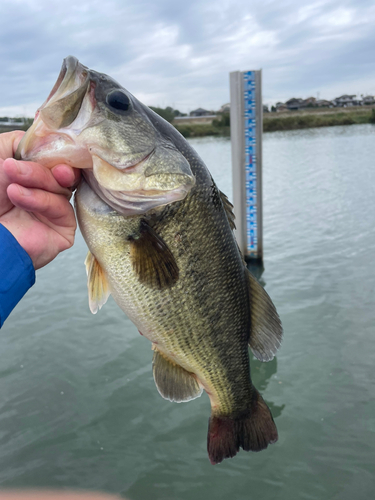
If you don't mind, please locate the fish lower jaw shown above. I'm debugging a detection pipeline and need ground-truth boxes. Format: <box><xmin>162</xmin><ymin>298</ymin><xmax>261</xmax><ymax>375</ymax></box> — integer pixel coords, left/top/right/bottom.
<box><xmin>16</xmin><ymin>122</ymin><xmax>93</xmax><ymax>169</ymax></box>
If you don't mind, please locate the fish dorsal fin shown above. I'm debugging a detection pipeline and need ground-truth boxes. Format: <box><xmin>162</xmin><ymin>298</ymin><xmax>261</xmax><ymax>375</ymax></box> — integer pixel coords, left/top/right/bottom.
<box><xmin>247</xmin><ymin>269</ymin><xmax>283</xmax><ymax>361</ymax></box>
<box><xmin>220</xmin><ymin>191</ymin><xmax>236</xmax><ymax>230</ymax></box>
<box><xmin>85</xmin><ymin>251</ymin><xmax>111</xmax><ymax>314</ymax></box>
<box><xmin>129</xmin><ymin>220</ymin><xmax>179</xmax><ymax>290</ymax></box>
<box><xmin>152</xmin><ymin>346</ymin><xmax>203</xmax><ymax>403</ymax></box>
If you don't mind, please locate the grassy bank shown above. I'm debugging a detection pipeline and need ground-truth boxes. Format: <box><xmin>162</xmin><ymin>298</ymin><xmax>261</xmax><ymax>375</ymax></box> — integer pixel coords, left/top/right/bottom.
<box><xmin>174</xmin><ymin>123</ymin><xmax>230</xmax><ymax>138</ymax></box>
<box><xmin>263</xmin><ymin>107</ymin><xmax>375</xmax><ymax>132</ymax></box>
<box><xmin>174</xmin><ymin>107</ymin><xmax>375</xmax><ymax>137</ymax></box>
<box><xmin>174</xmin><ymin>112</ymin><xmax>230</xmax><ymax>138</ymax></box>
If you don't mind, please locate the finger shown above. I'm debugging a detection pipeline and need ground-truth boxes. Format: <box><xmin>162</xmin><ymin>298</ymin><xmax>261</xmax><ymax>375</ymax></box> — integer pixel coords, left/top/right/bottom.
<box><xmin>7</xmin><ymin>184</ymin><xmax>76</xmax><ymax>228</ymax></box>
<box><xmin>12</xmin><ymin>130</ymin><xmax>26</xmax><ymax>156</ymax></box>
<box><xmin>0</xmin><ymin>130</ymin><xmax>25</xmax><ymax>159</ymax></box>
<box><xmin>3</xmin><ymin>158</ymin><xmax>72</xmax><ymax>198</ymax></box>
<box><xmin>0</xmin><ymin>159</ymin><xmax>14</xmax><ymax>215</ymax></box>
<box><xmin>0</xmin><ymin>132</ymin><xmax>26</xmax><ymax>211</ymax></box>
<box><xmin>0</xmin><ymin>157</ymin><xmax>11</xmax><ymax>193</ymax></box>
<box><xmin>52</xmin><ymin>164</ymin><xmax>81</xmax><ymax>189</ymax></box>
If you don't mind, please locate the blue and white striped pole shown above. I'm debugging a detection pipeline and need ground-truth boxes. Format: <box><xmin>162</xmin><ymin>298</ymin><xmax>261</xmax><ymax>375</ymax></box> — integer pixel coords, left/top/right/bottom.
<box><xmin>230</xmin><ymin>70</ymin><xmax>263</xmax><ymax>263</ymax></box>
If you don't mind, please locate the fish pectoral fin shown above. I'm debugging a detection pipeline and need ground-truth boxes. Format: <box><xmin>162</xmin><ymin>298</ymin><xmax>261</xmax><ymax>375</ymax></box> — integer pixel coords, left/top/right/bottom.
<box><xmin>247</xmin><ymin>269</ymin><xmax>283</xmax><ymax>361</ymax></box>
<box><xmin>220</xmin><ymin>190</ymin><xmax>236</xmax><ymax>230</ymax></box>
<box><xmin>152</xmin><ymin>347</ymin><xmax>203</xmax><ymax>403</ymax></box>
<box><xmin>85</xmin><ymin>251</ymin><xmax>111</xmax><ymax>314</ymax></box>
<box><xmin>129</xmin><ymin>220</ymin><xmax>179</xmax><ymax>290</ymax></box>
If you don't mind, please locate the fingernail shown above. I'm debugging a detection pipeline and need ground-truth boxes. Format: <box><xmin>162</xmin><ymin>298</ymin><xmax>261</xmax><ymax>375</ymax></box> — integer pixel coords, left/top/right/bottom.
<box><xmin>18</xmin><ymin>185</ymin><xmax>32</xmax><ymax>196</ymax></box>
<box><xmin>14</xmin><ymin>160</ymin><xmax>31</xmax><ymax>175</ymax></box>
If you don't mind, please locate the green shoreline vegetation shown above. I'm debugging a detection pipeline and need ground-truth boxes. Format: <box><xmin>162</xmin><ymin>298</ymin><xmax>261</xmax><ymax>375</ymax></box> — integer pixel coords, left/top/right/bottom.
<box><xmin>173</xmin><ymin>106</ymin><xmax>375</xmax><ymax>138</ymax></box>
<box><xmin>0</xmin><ymin>117</ymin><xmax>33</xmax><ymax>134</ymax></box>
<box><xmin>1</xmin><ymin>107</ymin><xmax>375</xmax><ymax>138</ymax></box>
<box><xmin>174</xmin><ymin>107</ymin><xmax>375</xmax><ymax>138</ymax></box>
<box><xmin>263</xmin><ymin>107</ymin><xmax>375</xmax><ymax>132</ymax></box>
<box><xmin>175</xmin><ymin>113</ymin><xmax>231</xmax><ymax>138</ymax></box>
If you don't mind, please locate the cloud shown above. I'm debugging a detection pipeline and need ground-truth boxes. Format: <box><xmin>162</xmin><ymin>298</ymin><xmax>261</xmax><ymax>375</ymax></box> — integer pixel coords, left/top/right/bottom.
<box><xmin>1</xmin><ymin>0</ymin><xmax>375</xmax><ymax>116</ymax></box>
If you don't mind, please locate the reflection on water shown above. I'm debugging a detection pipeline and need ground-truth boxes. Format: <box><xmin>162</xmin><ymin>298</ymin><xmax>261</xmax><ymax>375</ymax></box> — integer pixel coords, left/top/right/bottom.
<box><xmin>246</xmin><ymin>260</ymin><xmax>265</xmax><ymax>281</ymax></box>
<box><xmin>251</xmin><ymin>356</ymin><xmax>285</xmax><ymax>419</ymax></box>
<box><xmin>1</xmin><ymin>125</ymin><xmax>375</xmax><ymax>499</ymax></box>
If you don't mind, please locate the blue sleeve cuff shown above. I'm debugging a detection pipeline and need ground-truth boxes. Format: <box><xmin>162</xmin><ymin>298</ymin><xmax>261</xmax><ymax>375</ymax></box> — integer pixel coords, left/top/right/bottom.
<box><xmin>0</xmin><ymin>223</ymin><xmax>35</xmax><ymax>327</ymax></box>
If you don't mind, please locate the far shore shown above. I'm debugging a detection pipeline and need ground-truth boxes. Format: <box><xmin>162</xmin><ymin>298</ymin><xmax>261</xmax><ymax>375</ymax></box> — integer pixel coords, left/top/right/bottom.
<box><xmin>1</xmin><ymin>106</ymin><xmax>375</xmax><ymax>138</ymax></box>
<box><xmin>263</xmin><ymin>105</ymin><xmax>375</xmax><ymax>132</ymax></box>
<box><xmin>174</xmin><ymin>106</ymin><xmax>375</xmax><ymax>138</ymax></box>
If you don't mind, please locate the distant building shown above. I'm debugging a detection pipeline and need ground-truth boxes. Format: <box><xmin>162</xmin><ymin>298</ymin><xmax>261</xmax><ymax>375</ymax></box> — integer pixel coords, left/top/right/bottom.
<box><xmin>0</xmin><ymin>117</ymin><xmax>27</xmax><ymax>129</ymax></box>
<box><xmin>362</xmin><ymin>95</ymin><xmax>375</xmax><ymax>105</ymax></box>
<box><xmin>316</xmin><ymin>99</ymin><xmax>333</xmax><ymax>107</ymax></box>
<box><xmin>276</xmin><ymin>102</ymin><xmax>288</xmax><ymax>112</ymax></box>
<box><xmin>301</xmin><ymin>97</ymin><xmax>317</xmax><ymax>108</ymax></box>
<box><xmin>334</xmin><ymin>95</ymin><xmax>359</xmax><ymax>107</ymax></box>
<box><xmin>219</xmin><ymin>103</ymin><xmax>230</xmax><ymax>113</ymax></box>
<box><xmin>263</xmin><ymin>104</ymin><xmax>269</xmax><ymax>113</ymax></box>
<box><xmin>190</xmin><ymin>108</ymin><xmax>213</xmax><ymax>117</ymax></box>
<box><xmin>286</xmin><ymin>98</ymin><xmax>303</xmax><ymax>110</ymax></box>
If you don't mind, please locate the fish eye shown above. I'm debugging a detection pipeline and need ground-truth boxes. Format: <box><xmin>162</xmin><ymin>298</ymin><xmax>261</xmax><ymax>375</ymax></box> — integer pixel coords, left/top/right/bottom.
<box><xmin>106</xmin><ymin>90</ymin><xmax>130</xmax><ymax>112</ymax></box>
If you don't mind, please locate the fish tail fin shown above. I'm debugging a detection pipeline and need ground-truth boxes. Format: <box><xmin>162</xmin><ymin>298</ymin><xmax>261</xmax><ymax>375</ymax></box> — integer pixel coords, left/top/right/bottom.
<box><xmin>207</xmin><ymin>387</ymin><xmax>278</xmax><ymax>465</ymax></box>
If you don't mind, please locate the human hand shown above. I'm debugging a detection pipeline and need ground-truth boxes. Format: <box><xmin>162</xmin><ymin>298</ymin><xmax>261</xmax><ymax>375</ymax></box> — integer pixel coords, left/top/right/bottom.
<box><xmin>0</xmin><ymin>130</ymin><xmax>81</xmax><ymax>270</ymax></box>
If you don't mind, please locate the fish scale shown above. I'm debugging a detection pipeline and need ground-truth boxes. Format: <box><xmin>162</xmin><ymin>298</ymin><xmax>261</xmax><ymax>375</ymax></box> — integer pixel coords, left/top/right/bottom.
<box><xmin>77</xmin><ymin>167</ymin><xmax>253</xmax><ymax>417</ymax></box>
<box><xmin>16</xmin><ymin>55</ymin><xmax>282</xmax><ymax>464</ymax></box>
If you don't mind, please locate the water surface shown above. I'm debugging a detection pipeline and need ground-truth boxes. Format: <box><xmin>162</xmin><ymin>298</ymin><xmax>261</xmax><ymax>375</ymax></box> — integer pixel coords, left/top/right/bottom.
<box><xmin>1</xmin><ymin>125</ymin><xmax>375</xmax><ymax>499</ymax></box>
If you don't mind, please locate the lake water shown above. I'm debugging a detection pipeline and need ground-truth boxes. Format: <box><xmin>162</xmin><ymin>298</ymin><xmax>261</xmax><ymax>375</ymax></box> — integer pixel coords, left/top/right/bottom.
<box><xmin>1</xmin><ymin>124</ymin><xmax>375</xmax><ymax>499</ymax></box>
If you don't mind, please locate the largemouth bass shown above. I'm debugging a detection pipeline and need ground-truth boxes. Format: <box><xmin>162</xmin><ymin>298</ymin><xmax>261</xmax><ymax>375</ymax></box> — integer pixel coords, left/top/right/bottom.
<box><xmin>16</xmin><ymin>56</ymin><xmax>282</xmax><ymax>464</ymax></box>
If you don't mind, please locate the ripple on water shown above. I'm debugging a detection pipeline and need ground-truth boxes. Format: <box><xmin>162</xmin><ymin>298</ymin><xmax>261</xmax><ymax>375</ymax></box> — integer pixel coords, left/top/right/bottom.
<box><xmin>1</xmin><ymin>125</ymin><xmax>375</xmax><ymax>499</ymax></box>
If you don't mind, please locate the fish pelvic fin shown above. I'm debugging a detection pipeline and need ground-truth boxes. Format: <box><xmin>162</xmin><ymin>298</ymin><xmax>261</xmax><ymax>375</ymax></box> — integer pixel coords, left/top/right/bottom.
<box><xmin>247</xmin><ymin>269</ymin><xmax>283</xmax><ymax>361</ymax></box>
<box><xmin>207</xmin><ymin>387</ymin><xmax>278</xmax><ymax>465</ymax></box>
<box><xmin>85</xmin><ymin>250</ymin><xmax>111</xmax><ymax>314</ymax></box>
<box><xmin>152</xmin><ymin>346</ymin><xmax>203</xmax><ymax>403</ymax></box>
<box><xmin>129</xmin><ymin>220</ymin><xmax>179</xmax><ymax>290</ymax></box>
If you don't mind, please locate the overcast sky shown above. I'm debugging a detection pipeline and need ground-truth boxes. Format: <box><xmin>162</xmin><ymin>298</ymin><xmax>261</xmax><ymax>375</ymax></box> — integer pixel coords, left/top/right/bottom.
<box><xmin>1</xmin><ymin>0</ymin><xmax>375</xmax><ymax>116</ymax></box>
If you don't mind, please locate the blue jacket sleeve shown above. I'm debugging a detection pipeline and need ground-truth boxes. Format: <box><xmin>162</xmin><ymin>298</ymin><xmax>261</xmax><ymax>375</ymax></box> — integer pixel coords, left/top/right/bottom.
<box><xmin>0</xmin><ymin>223</ymin><xmax>35</xmax><ymax>328</ymax></box>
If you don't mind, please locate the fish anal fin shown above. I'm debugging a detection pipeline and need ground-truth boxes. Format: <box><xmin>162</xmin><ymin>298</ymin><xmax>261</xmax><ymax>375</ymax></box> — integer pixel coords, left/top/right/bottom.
<box><xmin>247</xmin><ymin>269</ymin><xmax>283</xmax><ymax>361</ymax></box>
<box><xmin>220</xmin><ymin>191</ymin><xmax>236</xmax><ymax>230</ymax></box>
<box><xmin>129</xmin><ymin>220</ymin><xmax>179</xmax><ymax>290</ymax></box>
<box><xmin>152</xmin><ymin>347</ymin><xmax>203</xmax><ymax>403</ymax></box>
<box><xmin>85</xmin><ymin>250</ymin><xmax>111</xmax><ymax>314</ymax></box>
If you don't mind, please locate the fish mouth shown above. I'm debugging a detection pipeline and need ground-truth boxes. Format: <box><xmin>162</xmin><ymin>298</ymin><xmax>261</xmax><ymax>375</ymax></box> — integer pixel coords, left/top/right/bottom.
<box><xmin>89</xmin><ymin>147</ymin><xmax>156</xmax><ymax>174</ymax></box>
<box><xmin>117</xmin><ymin>149</ymin><xmax>155</xmax><ymax>172</ymax></box>
<box><xmin>15</xmin><ymin>56</ymin><xmax>93</xmax><ymax>163</ymax></box>
<box><xmin>44</xmin><ymin>56</ymin><xmax>82</xmax><ymax>105</ymax></box>
<box><xmin>39</xmin><ymin>57</ymin><xmax>90</xmax><ymax>130</ymax></box>
<box><xmin>15</xmin><ymin>54</ymin><xmax>196</xmax><ymax>216</ymax></box>
<box><xmin>43</xmin><ymin>56</ymin><xmax>89</xmax><ymax>108</ymax></box>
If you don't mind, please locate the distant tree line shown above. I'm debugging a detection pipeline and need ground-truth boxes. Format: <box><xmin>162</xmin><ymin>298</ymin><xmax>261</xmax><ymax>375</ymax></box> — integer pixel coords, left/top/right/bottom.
<box><xmin>148</xmin><ymin>107</ymin><xmax>230</xmax><ymax>127</ymax></box>
<box><xmin>212</xmin><ymin>112</ymin><xmax>230</xmax><ymax>127</ymax></box>
<box><xmin>149</xmin><ymin>106</ymin><xmax>187</xmax><ymax>123</ymax></box>
<box><xmin>0</xmin><ymin>117</ymin><xmax>25</xmax><ymax>122</ymax></box>
<box><xmin>0</xmin><ymin>117</ymin><xmax>33</xmax><ymax>131</ymax></box>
